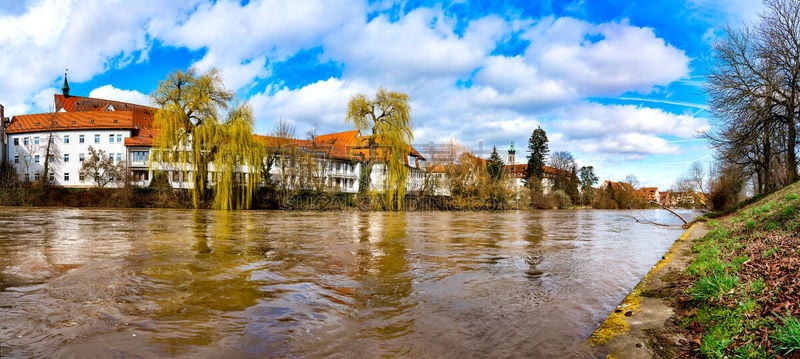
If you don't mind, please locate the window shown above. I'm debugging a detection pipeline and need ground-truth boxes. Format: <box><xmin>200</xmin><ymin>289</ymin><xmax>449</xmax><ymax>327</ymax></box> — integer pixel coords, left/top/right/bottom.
<box><xmin>24</xmin><ymin>137</ymin><xmax>29</xmax><ymax>145</ymax></box>
<box><xmin>109</xmin><ymin>154</ymin><xmax>114</xmax><ymax>162</ymax></box>
<box><xmin>14</xmin><ymin>155</ymin><xmax>19</xmax><ymax>163</ymax></box>
<box><xmin>79</xmin><ymin>173</ymin><xmax>85</xmax><ymax>182</ymax></box>
<box><xmin>34</xmin><ymin>137</ymin><xmax>39</xmax><ymax>145</ymax></box>
<box><xmin>79</xmin><ymin>153</ymin><xmax>85</xmax><ymax>162</ymax></box>
<box><xmin>79</xmin><ymin>134</ymin><xmax>85</xmax><ymax>143</ymax></box>
<box><xmin>34</xmin><ymin>172</ymin><xmax>40</xmax><ymax>181</ymax></box>
<box><xmin>94</xmin><ymin>134</ymin><xmax>100</xmax><ymax>143</ymax></box>
<box><xmin>64</xmin><ymin>153</ymin><xmax>70</xmax><ymax>162</ymax></box>
<box><xmin>116</xmin><ymin>153</ymin><xmax>121</xmax><ymax>162</ymax></box>
<box><xmin>117</xmin><ymin>134</ymin><xmax>122</xmax><ymax>143</ymax></box>
<box><xmin>64</xmin><ymin>173</ymin><xmax>69</xmax><ymax>181</ymax></box>
<box><xmin>133</xmin><ymin>151</ymin><xmax>149</xmax><ymax>162</ymax></box>
<box><xmin>13</xmin><ymin>138</ymin><xmax>19</xmax><ymax>146</ymax></box>
<box><xmin>49</xmin><ymin>172</ymin><xmax>54</xmax><ymax>182</ymax></box>
<box><xmin>109</xmin><ymin>134</ymin><xmax>115</xmax><ymax>143</ymax></box>
<box><xmin>34</xmin><ymin>155</ymin><xmax>40</xmax><ymax>163</ymax></box>
<box><xmin>64</xmin><ymin>135</ymin><xmax>70</xmax><ymax>144</ymax></box>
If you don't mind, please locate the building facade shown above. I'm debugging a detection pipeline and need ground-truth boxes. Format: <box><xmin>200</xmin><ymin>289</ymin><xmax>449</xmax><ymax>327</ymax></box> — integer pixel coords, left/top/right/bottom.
<box><xmin>2</xmin><ymin>84</ymin><xmax>427</xmax><ymax>194</ymax></box>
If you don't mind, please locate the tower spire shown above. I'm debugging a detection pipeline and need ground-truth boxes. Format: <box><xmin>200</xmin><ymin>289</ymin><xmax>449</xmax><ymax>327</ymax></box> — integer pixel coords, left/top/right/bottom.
<box><xmin>62</xmin><ymin>69</ymin><xmax>70</xmax><ymax>98</ymax></box>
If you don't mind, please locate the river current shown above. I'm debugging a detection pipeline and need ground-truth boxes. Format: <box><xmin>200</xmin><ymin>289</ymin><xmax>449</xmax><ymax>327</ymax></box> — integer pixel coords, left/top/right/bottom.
<box><xmin>0</xmin><ymin>208</ymin><xmax>696</xmax><ymax>358</ymax></box>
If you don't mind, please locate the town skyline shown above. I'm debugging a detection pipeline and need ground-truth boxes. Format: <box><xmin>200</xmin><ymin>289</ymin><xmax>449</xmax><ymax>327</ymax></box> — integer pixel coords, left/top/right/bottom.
<box><xmin>0</xmin><ymin>0</ymin><xmax>764</xmax><ymax>189</ymax></box>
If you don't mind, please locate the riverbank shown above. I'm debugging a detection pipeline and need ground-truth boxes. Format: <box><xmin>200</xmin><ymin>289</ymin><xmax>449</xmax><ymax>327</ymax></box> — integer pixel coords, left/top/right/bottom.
<box><xmin>591</xmin><ymin>181</ymin><xmax>800</xmax><ymax>358</ymax></box>
<box><xmin>589</xmin><ymin>222</ymin><xmax>708</xmax><ymax>358</ymax></box>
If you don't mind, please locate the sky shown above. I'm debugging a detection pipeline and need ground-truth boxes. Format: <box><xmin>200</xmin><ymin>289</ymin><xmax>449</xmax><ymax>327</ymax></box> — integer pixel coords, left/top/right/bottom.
<box><xmin>0</xmin><ymin>0</ymin><xmax>765</xmax><ymax>190</ymax></box>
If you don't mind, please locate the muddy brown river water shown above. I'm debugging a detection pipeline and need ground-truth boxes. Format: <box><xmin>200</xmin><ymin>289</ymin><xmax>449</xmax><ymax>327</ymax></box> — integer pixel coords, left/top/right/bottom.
<box><xmin>0</xmin><ymin>207</ymin><xmax>696</xmax><ymax>358</ymax></box>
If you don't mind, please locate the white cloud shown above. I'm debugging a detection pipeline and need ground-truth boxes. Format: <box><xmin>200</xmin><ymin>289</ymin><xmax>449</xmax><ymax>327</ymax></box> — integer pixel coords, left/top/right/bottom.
<box><xmin>0</xmin><ymin>0</ymin><xmax>197</xmax><ymax>115</ymax></box>
<box><xmin>249</xmin><ymin>77</ymin><xmax>373</xmax><ymax>135</ymax></box>
<box><xmin>158</xmin><ymin>0</ymin><xmax>365</xmax><ymax>90</ymax></box>
<box><xmin>547</xmin><ymin>102</ymin><xmax>709</xmax><ymax>158</ymax></box>
<box><xmin>88</xmin><ymin>85</ymin><xmax>151</xmax><ymax>106</ymax></box>
<box><xmin>323</xmin><ymin>7</ymin><xmax>506</xmax><ymax>83</ymax></box>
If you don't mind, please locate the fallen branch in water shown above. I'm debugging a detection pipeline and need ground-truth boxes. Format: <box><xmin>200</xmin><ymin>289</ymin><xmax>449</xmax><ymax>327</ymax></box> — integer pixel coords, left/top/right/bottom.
<box><xmin>651</xmin><ymin>201</ymin><xmax>689</xmax><ymax>228</ymax></box>
<box><xmin>632</xmin><ymin>216</ymin><xmax>672</xmax><ymax>227</ymax></box>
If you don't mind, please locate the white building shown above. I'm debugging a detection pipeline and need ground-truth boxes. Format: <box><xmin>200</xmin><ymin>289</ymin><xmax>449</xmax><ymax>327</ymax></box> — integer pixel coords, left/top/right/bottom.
<box><xmin>3</xmin><ymin>84</ymin><xmax>427</xmax><ymax>194</ymax></box>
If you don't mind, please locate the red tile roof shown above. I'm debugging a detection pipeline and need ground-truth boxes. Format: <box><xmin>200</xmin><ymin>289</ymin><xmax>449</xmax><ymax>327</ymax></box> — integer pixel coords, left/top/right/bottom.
<box><xmin>54</xmin><ymin>94</ymin><xmax>155</xmax><ymax>113</ymax></box>
<box><xmin>124</xmin><ymin>127</ymin><xmax>160</xmax><ymax>146</ymax></box>
<box><xmin>503</xmin><ymin>163</ymin><xmax>560</xmax><ymax>179</ymax></box>
<box><xmin>7</xmin><ymin>111</ymin><xmax>136</xmax><ymax>134</ymax></box>
<box><xmin>255</xmin><ymin>130</ymin><xmax>425</xmax><ymax>163</ymax></box>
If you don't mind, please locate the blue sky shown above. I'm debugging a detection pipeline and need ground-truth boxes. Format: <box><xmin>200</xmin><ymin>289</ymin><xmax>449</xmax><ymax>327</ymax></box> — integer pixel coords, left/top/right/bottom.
<box><xmin>0</xmin><ymin>0</ymin><xmax>764</xmax><ymax>189</ymax></box>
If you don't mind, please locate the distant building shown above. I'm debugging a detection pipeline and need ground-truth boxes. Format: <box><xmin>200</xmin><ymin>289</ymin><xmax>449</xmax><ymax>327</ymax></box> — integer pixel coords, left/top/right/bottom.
<box><xmin>658</xmin><ymin>190</ymin><xmax>707</xmax><ymax>208</ymax></box>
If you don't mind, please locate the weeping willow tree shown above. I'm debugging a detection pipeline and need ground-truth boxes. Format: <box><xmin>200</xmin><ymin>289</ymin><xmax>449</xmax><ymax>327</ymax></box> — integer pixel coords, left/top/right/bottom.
<box><xmin>346</xmin><ymin>88</ymin><xmax>413</xmax><ymax>210</ymax></box>
<box><xmin>152</xmin><ymin>69</ymin><xmax>264</xmax><ymax>210</ymax></box>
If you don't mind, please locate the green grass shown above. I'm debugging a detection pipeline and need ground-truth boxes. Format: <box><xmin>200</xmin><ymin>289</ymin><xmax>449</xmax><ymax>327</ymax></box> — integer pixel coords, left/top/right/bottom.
<box><xmin>677</xmin><ymin>182</ymin><xmax>800</xmax><ymax>356</ymax></box>
<box><xmin>691</xmin><ymin>274</ymin><xmax>739</xmax><ymax>301</ymax></box>
<box><xmin>749</xmin><ymin>279</ymin><xmax>765</xmax><ymax>295</ymax></box>
<box><xmin>773</xmin><ymin>316</ymin><xmax>800</xmax><ymax>356</ymax></box>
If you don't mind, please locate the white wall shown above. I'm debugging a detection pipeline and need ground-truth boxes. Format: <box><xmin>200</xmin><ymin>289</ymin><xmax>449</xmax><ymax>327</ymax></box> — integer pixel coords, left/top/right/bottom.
<box><xmin>7</xmin><ymin>129</ymin><xmax>131</xmax><ymax>187</ymax></box>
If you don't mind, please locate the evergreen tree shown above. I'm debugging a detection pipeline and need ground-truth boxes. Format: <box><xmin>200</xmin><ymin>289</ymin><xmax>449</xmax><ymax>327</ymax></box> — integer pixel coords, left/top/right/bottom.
<box><xmin>487</xmin><ymin>146</ymin><xmax>505</xmax><ymax>181</ymax></box>
<box><xmin>525</xmin><ymin>126</ymin><xmax>549</xmax><ymax>189</ymax></box>
<box><xmin>579</xmin><ymin>165</ymin><xmax>599</xmax><ymax>205</ymax></box>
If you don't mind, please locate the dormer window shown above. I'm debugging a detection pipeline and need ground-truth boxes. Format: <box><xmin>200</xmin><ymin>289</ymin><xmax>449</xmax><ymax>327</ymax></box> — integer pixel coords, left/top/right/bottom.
<box><xmin>106</xmin><ymin>104</ymin><xmax>115</xmax><ymax>111</ymax></box>
<box><xmin>113</xmin><ymin>119</ymin><xmax>118</xmax><ymax>124</ymax></box>
<box><xmin>72</xmin><ymin>120</ymin><xmax>76</xmax><ymax>124</ymax></box>
<box><xmin>90</xmin><ymin>119</ymin><xmax>95</xmax><ymax>124</ymax></box>
<box><xmin>35</xmin><ymin>122</ymin><xmax>40</xmax><ymax>126</ymax></box>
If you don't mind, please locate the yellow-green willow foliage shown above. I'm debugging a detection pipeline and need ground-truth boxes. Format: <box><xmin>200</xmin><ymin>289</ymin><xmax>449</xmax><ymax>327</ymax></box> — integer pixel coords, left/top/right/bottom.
<box><xmin>210</xmin><ymin>105</ymin><xmax>265</xmax><ymax>210</ymax></box>
<box><xmin>152</xmin><ymin>69</ymin><xmax>263</xmax><ymax>210</ymax></box>
<box><xmin>346</xmin><ymin>88</ymin><xmax>413</xmax><ymax>211</ymax></box>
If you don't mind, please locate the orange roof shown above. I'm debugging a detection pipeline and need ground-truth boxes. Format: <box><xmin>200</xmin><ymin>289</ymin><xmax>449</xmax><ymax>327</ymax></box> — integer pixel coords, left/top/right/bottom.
<box><xmin>7</xmin><ymin>111</ymin><xmax>136</xmax><ymax>134</ymax></box>
<box><xmin>255</xmin><ymin>130</ymin><xmax>425</xmax><ymax>163</ymax></box>
<box><xmin>54</xmin><ymin>94</ymin><xmax>155</xmax><ymax>113</ymax></box>
<box><xmin>124</xmin><ymin>127</ymin><xmax>160</xmax><ymax>146</ymax></box>
<box><xmin>503</xmin><ymin>163</ymin><xmax>561</xmax><ymax>178</ymax></box>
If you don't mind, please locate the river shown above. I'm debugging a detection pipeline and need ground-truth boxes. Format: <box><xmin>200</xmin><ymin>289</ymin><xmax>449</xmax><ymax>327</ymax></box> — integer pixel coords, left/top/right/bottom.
<box><xmin>0</xmin><ymin>207</ymin><xmax>696</xmax><ymax>358</ymax></box>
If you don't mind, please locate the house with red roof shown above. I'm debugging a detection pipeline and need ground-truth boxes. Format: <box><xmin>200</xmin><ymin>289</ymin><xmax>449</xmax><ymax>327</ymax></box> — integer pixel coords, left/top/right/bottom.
<box><xmin>2</xmin><ymin>75</ymin><xmax>426</xmax><ymax>193</ymax></box>
<box><xmin>4</xmin><ymin>75</ymin><xmax>157</xmax><ymax>187</ymax></box>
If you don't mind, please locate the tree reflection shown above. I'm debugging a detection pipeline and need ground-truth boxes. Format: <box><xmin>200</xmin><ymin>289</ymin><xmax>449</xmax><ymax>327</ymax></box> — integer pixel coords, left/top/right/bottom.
<box><xmin>141</xmin><ymin>210</ymin><xmax>262</xmax><ymax>352</ymax></box>
<box><xmin>352</xmin><ymin>212</ymin><xmax>415</xmax><ymax>340</ymax></box>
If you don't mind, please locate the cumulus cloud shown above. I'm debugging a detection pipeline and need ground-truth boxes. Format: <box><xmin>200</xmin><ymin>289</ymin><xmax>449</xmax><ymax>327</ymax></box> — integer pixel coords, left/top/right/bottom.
<box><xmin>158</xmin><ymin>0</ymin><xmax>364</xmax><ymax>90</ymax></box>
<box><xmin>469</xmin><ymin>17</ymin><xmax>690</xmax><ymax>109</ymax></box>
<box><xmin>323</xmin><ymin>7</ymin><xmax>506</xmax><ymax>83</ymax></box>
<box><xmin>249</xmin><ymin>78</ymin><xmax>374</xmax><ymax>135</ymax></box>
<box><xmin>0</xmin><ymin>0</ymin><xmax>196</xmax><ymax>115</ymax></box>
<box><xmin>89</xmin><ymin>85</ymin><xmax>151</xmax><ymax>106</ymax></box>
<box><xmin>548</xmin><ymin>102</ymin><xmax>709</xmax><ymax>157</ymax></box>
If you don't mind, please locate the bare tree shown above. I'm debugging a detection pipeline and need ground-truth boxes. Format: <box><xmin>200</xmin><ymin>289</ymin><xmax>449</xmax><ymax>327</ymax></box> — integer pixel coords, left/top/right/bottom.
<box><xmin>705</xmin><ymin>0</ymin><xmax>800</xmax><ymax>193</ymax></box>
<box><xmin>273</xmin><ymin>118</ymin><xmax>296</xmax><ymax>139</ymax></box>
<box><xmin>80</xmin><ymin>146</ymin><xmax>125</xmax><ymax>188</ymax></box>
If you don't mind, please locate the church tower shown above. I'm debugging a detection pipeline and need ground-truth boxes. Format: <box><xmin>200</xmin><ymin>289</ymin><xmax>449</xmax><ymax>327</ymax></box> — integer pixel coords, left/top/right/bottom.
<box><xmin>508</xmin><ymin>142</ymin><xmax>516</xmax><ymax>164</ymax></box>
<box><xmin>62</xmin><ymin>71</ymin><xmax>70</xmax><ymax>98</ymax></box>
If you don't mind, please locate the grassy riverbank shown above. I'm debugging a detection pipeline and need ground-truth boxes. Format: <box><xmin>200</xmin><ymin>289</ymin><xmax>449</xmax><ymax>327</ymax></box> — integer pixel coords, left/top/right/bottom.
<box><xmin>652</xmin><ymin>182</ymin><xmax>800</xmax><ymax>358</ymax></box>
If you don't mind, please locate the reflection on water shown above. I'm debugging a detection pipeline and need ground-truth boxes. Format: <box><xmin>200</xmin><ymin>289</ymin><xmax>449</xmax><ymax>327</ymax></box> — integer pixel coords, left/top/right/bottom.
<box><xmin>0</xmin><ymin>208</ymin><xmax>696</xmax><ymax>358</ymax></box>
